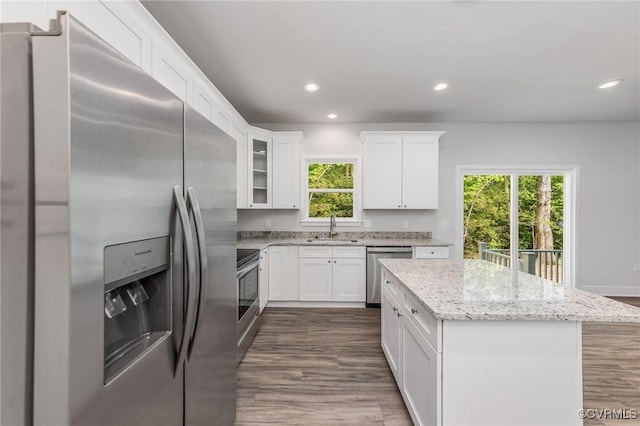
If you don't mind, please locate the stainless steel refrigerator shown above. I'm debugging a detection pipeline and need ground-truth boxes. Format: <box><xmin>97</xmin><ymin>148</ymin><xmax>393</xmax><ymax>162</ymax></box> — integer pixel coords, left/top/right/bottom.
<box><xmin>0</xmin><ymin>12</ymin><xmax>237</xmax><ymax>425</ymax></box>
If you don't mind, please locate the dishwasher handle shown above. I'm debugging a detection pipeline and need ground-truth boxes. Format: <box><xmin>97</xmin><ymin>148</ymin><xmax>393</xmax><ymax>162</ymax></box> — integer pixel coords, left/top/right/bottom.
<box><xmin>366</xmin><ymin>247</ymin><xmax>413</xmax><ymax>253</ymax></box>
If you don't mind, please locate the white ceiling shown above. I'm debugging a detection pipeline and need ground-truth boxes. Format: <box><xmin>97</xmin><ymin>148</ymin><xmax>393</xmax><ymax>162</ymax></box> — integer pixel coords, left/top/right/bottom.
<box><xmin>142</xmin><ymin>1</ymin><xmax>639</xmax><ymax>124</ymax></box>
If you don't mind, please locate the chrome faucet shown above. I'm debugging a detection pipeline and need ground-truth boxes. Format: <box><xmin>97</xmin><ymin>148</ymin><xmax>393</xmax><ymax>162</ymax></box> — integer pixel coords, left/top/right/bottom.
<box><xmin>329</xmin><ymin>213</ymin><xmax>337</xmax><ymax>239</ymax></box>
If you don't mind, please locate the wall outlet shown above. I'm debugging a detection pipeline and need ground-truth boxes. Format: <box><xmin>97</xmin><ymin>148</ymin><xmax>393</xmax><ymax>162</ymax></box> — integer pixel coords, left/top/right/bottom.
<box><xmin>441</xmin><ymin>220</ymin><xmax>450</xmax><ymax>229</ymax></box>
<box><xmin>364</xmin><ymin>219</ymin><xmax>372</xmax><ymax>228</ymax></box>
<box><xmin>402</xmin><ymin>219</ymin><xmax>408</xmax><ymax>229</ymax></box>
<box><xmin>265</xmin><ymin>219</ymin><xmax>271</xmax><ymax>228</ymax></box>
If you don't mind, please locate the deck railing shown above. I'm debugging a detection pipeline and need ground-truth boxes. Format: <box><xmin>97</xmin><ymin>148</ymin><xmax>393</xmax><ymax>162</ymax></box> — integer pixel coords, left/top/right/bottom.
<box><xmin>478</xmin><ymin>242</ymin><xmax>563</xmax><ymax>283</ymax></box>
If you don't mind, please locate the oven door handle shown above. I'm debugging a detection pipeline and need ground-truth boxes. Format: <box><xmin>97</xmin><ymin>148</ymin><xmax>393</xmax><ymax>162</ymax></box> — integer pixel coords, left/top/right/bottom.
<box><xmin>186</xmin><ymin>187</ymin><xmax>207</xmax><ymax>358</ymax></box>
<box><xmin>237</xmin><ymin>259</ymin><xmax>260</xmax><ymax>279</ymax></box>
<box><xmin>173</xmin><ymin>185</ymin><xmax>198</xmax><ymax>376</ymax></box>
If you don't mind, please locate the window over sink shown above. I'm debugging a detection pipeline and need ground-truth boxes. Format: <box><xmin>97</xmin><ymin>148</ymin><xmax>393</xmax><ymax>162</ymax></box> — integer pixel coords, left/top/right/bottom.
<box><xmin>301</xmin><ymin>155</ymin><xmax>361</xmax><ymax>225</ymax></box>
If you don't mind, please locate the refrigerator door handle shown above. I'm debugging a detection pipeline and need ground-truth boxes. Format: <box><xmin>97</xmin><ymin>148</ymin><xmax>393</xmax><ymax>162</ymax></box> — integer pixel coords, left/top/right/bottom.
<box><xmin>186</xmin><ymin>187</ymin><xmax>208</xmax><ymax>357</ymax></box>
<box><xmin>173</xmin><ymin>185</ymin><xmax>198</xmax><ymax>376</ymax></box>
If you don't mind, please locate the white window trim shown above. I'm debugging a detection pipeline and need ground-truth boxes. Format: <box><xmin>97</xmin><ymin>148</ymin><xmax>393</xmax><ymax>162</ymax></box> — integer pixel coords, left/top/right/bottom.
<box><xmin>300</xmin><ymin>154</ymin><xmax>362</xmax><ymax>226</ymax></box>
<box><xmin>455</xmin><ymin>165</ymin><xmax>578</xmax><ymax>287</ymax></box>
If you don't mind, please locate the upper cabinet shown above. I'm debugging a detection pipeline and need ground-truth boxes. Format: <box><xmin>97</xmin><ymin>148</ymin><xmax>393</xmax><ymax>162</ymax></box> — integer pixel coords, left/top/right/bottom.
<box><xmin>272</xmin><ymin>132</ymin><xmax>302</xmax><ymax>209</ymax></box>
<box><xmin>247</xmin><ymin>130</ymin><xmax>273</xmax><ymax>208</ymax></box>
<box><xmin>245</xmin><ymin>128</ymin><xmax>302</xmax><ymax>209</ymax></box>
<box><xmin>361</xmin><ymin>131</ymin><xmax>444</xmax><ymax>209</ymax></box>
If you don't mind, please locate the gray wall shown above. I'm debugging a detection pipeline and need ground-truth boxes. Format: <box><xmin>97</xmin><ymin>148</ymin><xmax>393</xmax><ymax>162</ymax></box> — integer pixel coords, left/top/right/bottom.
<box><xmin>240</xmin><ymin>121</ymin><xmax>640</xmax><ymax>295</ymax></box>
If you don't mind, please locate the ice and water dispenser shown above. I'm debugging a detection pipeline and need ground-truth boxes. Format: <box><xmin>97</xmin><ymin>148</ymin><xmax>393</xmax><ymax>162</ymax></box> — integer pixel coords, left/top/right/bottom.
<box><xmin>103</xmin><ymin>237</ymin><xmax>171</xmax><ymax>384</ymax></box>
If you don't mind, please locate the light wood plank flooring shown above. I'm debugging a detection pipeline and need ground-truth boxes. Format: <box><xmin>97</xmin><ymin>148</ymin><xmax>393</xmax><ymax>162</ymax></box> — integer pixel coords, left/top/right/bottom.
<box><xmin>237</xmin><ymin>303</ymin><xmax>640</xmax><ymax>425</ymax></box>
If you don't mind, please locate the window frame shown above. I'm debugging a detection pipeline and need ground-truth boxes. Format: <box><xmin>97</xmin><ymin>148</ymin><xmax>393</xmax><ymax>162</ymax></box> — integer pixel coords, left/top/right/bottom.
<box><xmin>455</xmin><ymin>165</ymin><xmax>578</xmax><ymax>287</ymax></box>
<box><xmin>300</xmin><ymin>154</ymin><xmax>362</xmax><ymax>226</ymax></box>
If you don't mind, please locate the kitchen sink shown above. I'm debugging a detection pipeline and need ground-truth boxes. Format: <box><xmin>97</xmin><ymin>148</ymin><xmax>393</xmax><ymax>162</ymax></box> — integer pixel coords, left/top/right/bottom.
<box><xmin>305</xmin><ymin>238</ymin><xmax>359</xmax><ymax>243</ymax></box>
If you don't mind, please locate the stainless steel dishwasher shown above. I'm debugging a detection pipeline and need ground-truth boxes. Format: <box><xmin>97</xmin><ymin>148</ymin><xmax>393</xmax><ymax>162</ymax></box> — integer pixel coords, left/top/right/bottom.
<box><xmin>366</xmin><ymin>247</ymin><xmax>413</xmax><ymax>307</ymax></box>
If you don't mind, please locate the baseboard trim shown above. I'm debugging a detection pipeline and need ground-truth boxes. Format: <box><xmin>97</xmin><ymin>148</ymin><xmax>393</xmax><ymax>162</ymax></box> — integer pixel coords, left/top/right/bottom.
<box><xmin>267</xmin><ymin>301</ymin><xmax>366</xmax><ymax>308</ymax></box>
<box><xmin>579</xmin><ymin>285</ymin><xmax>640</xmax><ymax>297</ymax></box>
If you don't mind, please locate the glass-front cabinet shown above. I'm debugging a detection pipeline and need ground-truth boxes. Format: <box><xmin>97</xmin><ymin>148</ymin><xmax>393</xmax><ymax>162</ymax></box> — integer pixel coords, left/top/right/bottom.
<box><xmin>247</xmin><ymin>132</ymin><xmax>272</xmax><ymax>208</ymax></box>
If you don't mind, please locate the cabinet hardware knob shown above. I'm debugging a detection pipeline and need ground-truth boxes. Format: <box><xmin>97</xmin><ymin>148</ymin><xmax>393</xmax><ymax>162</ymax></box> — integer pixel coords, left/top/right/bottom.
<box><xmin>404</xmin><ymin>205</ymin><xmax>407</xmax><ymax>208</ymax></box>
<box><xmin>398</xmin><ymin>205</ymin><xmax>401</xmax><ymax>208</ymax></box>
<box><xmin>293</xmin><ymin>204</ymin><xmax>296</xmax><ymax>208</ymax></box>
<box><xmin>411</xmin><ymin>308</ymin><xmax>417</xmax><ymax>314</ymax></box>
<box><xmin>328</xmin><ymin>260</ymin><xmax>331</xmax><ymax>263</ymax></box>
<box><xmin>334</xmin><ymin>260</ymin><xmax>337</xmax><ymax>263</ymax></box>
<box><xmin>397</xmin><ymin>312</ymin><xmax>403</xmax><ymax>318</ymax></box>
<box><xmin>392</xmin><ymin>307</ymin><xmax>398</xmax><ymax>312</ymax></box>
<box><xmin>250</xmin><ymin>204</ymin><xmax>253</xmax><ymax>207</ymax></box>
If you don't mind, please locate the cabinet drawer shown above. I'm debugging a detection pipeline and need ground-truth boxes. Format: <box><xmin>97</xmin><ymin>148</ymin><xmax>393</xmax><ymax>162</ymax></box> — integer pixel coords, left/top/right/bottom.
<box><xmin>299</xmin><ymin>246</ymin><xmax>332</xmax><ymax>258</ymax></box>
<box><xmin>404</xmin><ymin>292</ymin><xmax>441</xmax><ymax>352</ymax></box>
<box><xmin>381</xmin><ymin>272</ymin><xmax>401</xmax><ymax>299</ymax></box>
<box><xmin>332</xmin><ymin>246</ymin><xmax>366</xmax><ymax>259</ymax></box>
<box><xmin>413</xmin><ymin>246</ymin><xmax>450</xmax><ymax>259</ymax></box>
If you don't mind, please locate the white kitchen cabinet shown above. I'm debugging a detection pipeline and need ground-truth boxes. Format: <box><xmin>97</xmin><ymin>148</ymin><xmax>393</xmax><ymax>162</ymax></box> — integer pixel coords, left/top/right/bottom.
<box><xmin>268</xmin><ymin>246</ymin><xmax>299</xmax><ymax>301</ymax></box>
<box><xmin>361</xmin><ymin>134</ymin><xmax>403</xmax><ymax>209</ymax></box>
<box><xmin>413</xmin><ymin>246</ymin><xmax>450</xmax><ymax>259</ymax></box>
<box><xmin>381</xmin><ymin>287</ymin><xmax>402</xmax><ymax>382</ymax></box>
<box><xmin>332</xmin><ymin>258</ymin><xmax>366</xmax><ymax>302</ymax></box>
<box><xmin>230</xmin><ymin>124</ymin><xmax>248</xmax><ymax>209</ymax></box>
<box><xmin>259</xmin><ymin>248</ymin><xmax>269</xmax><ymax>312</ymax></box>
<box><xmin>298</xmin><ymin>246</ymin><xmax>366</xmax><ymax>302</ymax></box>
<box><xmin>361</xmin><ymin>131</ymin><xmax>444</xmax><ymax>209</ymax></box>
<box><xmin>299</xmin><ymin>258</ymin><xmax>333</xmax><ymax>301</ymax></box>
<box><xmin>402</xmin><ymin>135</ymin><xmax>439</xmax><ymax>209</ymax></box>
<box><xmin>382</xmin><ymin>270</ymin><xmax>442</xmax><ymax>426</ymax></box>
<box><xmin>151</xmin><ymin>42</ymin><xmax>191</xmax><ymax>103</ymax></box>
<box><xmin>247</xmin><ymin>130</ymin><xmax>272</xmax><ymax>208</ymax></box>
<box><xmin>402</xmin><ymin>316</ymin><xmax>441</xmax><ymax>426</ymax></box>
<box><xmin>272</xmin><ymin>133</ymin><xmax>301</xmax><ymax>209</ymax></box>
<box><xmin>50</xmin><ymin>1</ymin><xmax>152</xmax><ymax>72</ymax></box>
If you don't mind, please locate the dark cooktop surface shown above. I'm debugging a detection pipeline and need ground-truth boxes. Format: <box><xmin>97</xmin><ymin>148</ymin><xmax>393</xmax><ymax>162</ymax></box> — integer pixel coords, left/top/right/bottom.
<box><xmin>237</xmin><ymin>249</ymin><xmax>260</xmax><ymax>269</ymax></box>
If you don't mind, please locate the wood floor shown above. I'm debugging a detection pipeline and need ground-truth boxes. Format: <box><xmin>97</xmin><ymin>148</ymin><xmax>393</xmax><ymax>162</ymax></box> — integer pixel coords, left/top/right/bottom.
<box><xmin>237</xmin><ymin>302</ymin><xmax>640</xmax><ymax>425</ymax></box>
<box><xmin>236</xmin><ymin>308</ymin><xmax>411</xmax><ymax>425</ymax></box>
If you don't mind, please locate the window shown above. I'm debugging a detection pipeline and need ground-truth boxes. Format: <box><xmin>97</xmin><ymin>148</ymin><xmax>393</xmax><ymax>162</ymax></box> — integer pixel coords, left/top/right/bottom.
<box><xmin>456</xmin><ymin>166</ymin><xmax>576</xmax><ymax>286</ymax></box>
<box><xmin>302</xmin><ymin>156</ymin><xmax>361</xmax><ymax>223</ymax></box>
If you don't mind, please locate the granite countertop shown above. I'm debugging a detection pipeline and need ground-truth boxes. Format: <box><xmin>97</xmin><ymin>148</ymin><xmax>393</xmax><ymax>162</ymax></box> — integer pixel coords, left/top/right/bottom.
<box><xmin>379</xmin><ymin>258</ymin><xmax>640</xmax><ymax>323</ymax></box>
<box><xmin>236</xmin><ymin>231</ymin><xmax>451</xmax><ymax>250</ymax></box>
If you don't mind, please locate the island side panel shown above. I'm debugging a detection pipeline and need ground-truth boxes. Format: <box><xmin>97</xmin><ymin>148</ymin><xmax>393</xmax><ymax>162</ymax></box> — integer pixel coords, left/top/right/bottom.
<box><xmin>442</xmin><ymin>320</ymin><xmax>583</xmax><ymax>426</ymax></box>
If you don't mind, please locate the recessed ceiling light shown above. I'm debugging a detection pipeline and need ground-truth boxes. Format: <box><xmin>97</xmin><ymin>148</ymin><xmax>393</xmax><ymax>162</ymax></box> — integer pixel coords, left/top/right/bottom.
<box><xmin>434</xmin><ymin>82</ymin><xmax>449</xmax><ymax>91</ymax></box>
<box><xmin>327</xmin><ymin>113</ymin><xmax>338</xmax><ymax>119</ymax></box>
<box><xmin>598</xmin><ymin>79</ymin><xmax>623</xmax><ymax>89</ymax></box>
<box><xmin>304</xmin><ymin>82</ymin><xmax>320</xmax><ymax>92</ymax></box>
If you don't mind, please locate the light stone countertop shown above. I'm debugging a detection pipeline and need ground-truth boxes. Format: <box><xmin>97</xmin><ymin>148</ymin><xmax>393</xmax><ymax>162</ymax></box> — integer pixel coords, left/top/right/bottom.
<box><xmin>379</xmin><ymin>258</ymin><xmax>640</xmax><ymax>322</ymax></box>
<box><xmin>237</xmin><ymin>236</ymin><xmax>451</xmax><ymax>250</ymax></box>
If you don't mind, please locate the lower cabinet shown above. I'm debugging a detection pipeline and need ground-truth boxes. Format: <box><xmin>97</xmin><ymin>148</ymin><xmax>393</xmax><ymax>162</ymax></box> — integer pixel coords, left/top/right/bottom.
<box><xmin>298</xmin><ymin>246</ymin><xmax>366</xmax><ymax>302</ymax></box>
<box><xmin>381</xmin><ymin>289</ymin><xmax>402</xmax><ymax>381</ymax></box>
<box><xmin>402</xmin><ymin>315</ymin><xmax>441</xmax><ymax>426</ymax></box>
<box><xmin>298</xmin><ymin>258</ymin><xmax>333</xmax><ymax>301</ymax></box>
<box><xmin>382</xmin><ymin>275</ymin><xmax>442</xmax><ymax>426</ymax></box>
<box><xmin>268</xmin><ymin>246</ymin><xmax>299</xmax><ymax>301</ymax></box>
<box><xmin>259</xmin><ymin>248</ymin><xmax>269</xmax><ymax>312</ymax></box>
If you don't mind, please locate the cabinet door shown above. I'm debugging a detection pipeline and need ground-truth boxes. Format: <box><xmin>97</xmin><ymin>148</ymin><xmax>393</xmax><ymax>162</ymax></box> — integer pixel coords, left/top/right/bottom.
<box><xmin>259</xmin><ymin>249</ymin><xmax>269</xmax><ymax>312</ymax></box>
<box><xmin>247</xmin><ymin>133</ymin><xmax>272</xmax><ymax>208</ymax></box>
<box><xmin>381</xmin><ymin>289</ymin><xmax>402</xmax><ymax>382</ymax></box>
<box><xmin>299</xmin><ymin>258</ymin><xmax>333</xmax><ymax>301</ymax></box>
<box><xmin>230</xmin><ymin>125</ymin><xmax>248</xmax><ymax>208</ymax></box>
<box><xmin>272</xmin><ymin>135</ymin><xmax>300</xmax><ymax>209</ymax></box>
<box><xmin>362</xmin><ymin>135</ymin><xmax>402</xmax><ymax>209</ymax></box>
<box><xmin>268</xmin><ymin>247</ymin><xmax>288</xmax><ymax>300</ymax></box>
<box><xmin>402</xmin><ymin>136</ymin><xmax>439</xmax><ymax>209</ymax></box>
<box><xmin>332</xmin><ymin>258</ymin><xmax>366</xmax><ymax>302</ymax></box>
<box><xmin>402</xmin><ymin>317</ymin><xmax>441</xmax><ymax>426</ymax></box>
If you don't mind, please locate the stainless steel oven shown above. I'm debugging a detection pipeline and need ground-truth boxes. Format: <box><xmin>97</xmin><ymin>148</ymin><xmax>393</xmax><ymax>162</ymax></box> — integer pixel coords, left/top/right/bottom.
<box><xmin>236</xmin><ymin>249</ymin><xmax>260</xmax><ymax>364</ymax></box>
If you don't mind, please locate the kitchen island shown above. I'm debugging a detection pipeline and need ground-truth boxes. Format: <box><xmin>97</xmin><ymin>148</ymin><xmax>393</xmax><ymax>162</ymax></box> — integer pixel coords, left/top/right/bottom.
<box><xmin>379</xmin><ymin>259</ymin><xmax>640</xmax><ymax>426</ymax></box>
